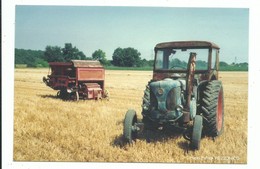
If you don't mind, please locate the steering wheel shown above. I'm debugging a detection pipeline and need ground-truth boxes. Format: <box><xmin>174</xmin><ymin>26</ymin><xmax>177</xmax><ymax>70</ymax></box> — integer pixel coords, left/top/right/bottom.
<box><xmin>170</xmin><ymin>65</ymin><xmax>186</xmax><ymax>70</ymax></box>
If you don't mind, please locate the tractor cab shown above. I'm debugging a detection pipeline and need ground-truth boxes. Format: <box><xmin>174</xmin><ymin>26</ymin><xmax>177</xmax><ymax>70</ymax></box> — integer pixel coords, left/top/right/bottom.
<box><xmin>122</xmin><ymin>41</ymin><xmax>224</xmax><ymax>150</ymax></box>
<box><xmin>151</xmin><ymin>41</ymin><xmax>220</xmax><ymax>114</ymax></box>
<box><xmin>153</xmin><ymin>41</ymin><xmax>220</xmax><ymax>82</ymax></box>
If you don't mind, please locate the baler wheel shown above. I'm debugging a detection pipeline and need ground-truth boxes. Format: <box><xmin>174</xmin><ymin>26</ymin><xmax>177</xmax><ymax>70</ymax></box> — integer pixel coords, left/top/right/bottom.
<box><xmin>57</xmin><ymin>91</ymin><xmax>61</xmax><ymax>98</ymax></box>
<box><xmin>123</xmin><ymin>109</ymin><xmax>138</xmax><ymax>143</ymax></box>
<box><xmin>60</xmin><ymin>89</ymin><xmax>69</xmax><ymax>100</ymax></box>
<box><xmin>71</xmin><ymin>91</ymin><xmax>79</xmax><ymax>101</ymax></box>
<box><xmin>191</xmin><ymin>115</ymin><xmax>203</xmax><ymax>150</ymax></box>
<box><xmin>103</xmin><ymin>89</ymin><xmax>110</xmax><ymax>100</ymax></box>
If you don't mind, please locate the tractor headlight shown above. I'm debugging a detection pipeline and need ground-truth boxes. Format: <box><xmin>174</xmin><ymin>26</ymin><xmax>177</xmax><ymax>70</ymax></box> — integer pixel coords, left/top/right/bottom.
<box><xmin>157</xmin><ymin>88</ymin><xmax>164</xmax><ymax>95</ymax></box>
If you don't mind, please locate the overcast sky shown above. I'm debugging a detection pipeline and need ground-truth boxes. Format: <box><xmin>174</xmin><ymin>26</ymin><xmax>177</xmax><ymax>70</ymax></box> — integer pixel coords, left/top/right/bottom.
<box><xmin>15</xmin><ymin>6</ymin><xmax>248</xmax><ymax>64</ymax></box>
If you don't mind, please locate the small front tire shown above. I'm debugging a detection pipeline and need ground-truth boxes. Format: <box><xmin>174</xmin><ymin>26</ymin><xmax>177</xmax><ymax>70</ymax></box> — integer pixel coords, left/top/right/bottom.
<box><xmin>123</xmin><ymin>109</ymin><xmax>138</xmax><ymax>143</ymax></box>
<box><xmin>191</xmin><ymin>115</ymin><xmax>203</xmax><ymax>150</ymax></box>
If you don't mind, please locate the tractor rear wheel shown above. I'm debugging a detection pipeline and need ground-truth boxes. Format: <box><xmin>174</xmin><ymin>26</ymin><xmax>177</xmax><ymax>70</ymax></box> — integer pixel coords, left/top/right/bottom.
<box><xmin>141</xmin><ymin>85</ymin><xmax>150</xmax><ymax>114</ymax></box>
<box><xmin>123</xmin><ymin>109</ymin><xmax>138</xmax><ymax>143</ymax></box>
<box><xmin>199</xmin><ymin>80</ymin><xmax>224</xmax><ymax>137</ymax></box>
<box><xmin>191</xmin><ymin>115</ymin><xmax>203</xmax><ymax>150</ymax></box>
<box><xmin>141</xmin><ymin>85</ymin><xmax>157</xmax><ymax>130</ymax></box>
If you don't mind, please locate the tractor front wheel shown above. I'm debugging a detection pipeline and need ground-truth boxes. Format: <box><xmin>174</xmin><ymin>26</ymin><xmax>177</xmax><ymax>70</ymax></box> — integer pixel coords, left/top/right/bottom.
<box><xmin>191</xmin><ymin>115</ymin><xmax>203</xmax><ymax>150</ymax></box>
<box><xmin>123</xmin><ymin>109</ymin><xmax>138</xmax><ymax>143</ymax></box>
<box><xmin>199</xmin><ymin>80</ymin><xmax>224</xmax><ymax>137</ymax></box>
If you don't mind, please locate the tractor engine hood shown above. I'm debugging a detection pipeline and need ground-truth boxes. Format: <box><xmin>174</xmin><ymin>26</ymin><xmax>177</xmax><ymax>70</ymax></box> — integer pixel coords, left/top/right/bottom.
<box><xmin>149</xmin><ymin>78</ymin><xmax>183</xmax><ymax>120</ymax></box>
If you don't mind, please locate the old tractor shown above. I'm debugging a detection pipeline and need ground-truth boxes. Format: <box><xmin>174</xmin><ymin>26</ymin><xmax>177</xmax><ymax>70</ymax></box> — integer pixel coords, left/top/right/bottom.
<box><xmin>123</xmin><ymin>41</ymin><xmax>224</xmax><ymax>149</ymax></box>
<box><xmin>43</xmin><ymin>60</ymin><xmax>108</xmax><ymax>101</ymax></box>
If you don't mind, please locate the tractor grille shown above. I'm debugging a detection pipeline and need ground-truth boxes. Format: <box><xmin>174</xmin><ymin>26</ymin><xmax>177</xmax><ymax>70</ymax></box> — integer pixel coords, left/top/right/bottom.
<box><xmin>166</xmin><ymin>87</ymin><xmax>181</xmax><ymax>111</ymax></box>
<box><xmin>149</xmin><ymin>79</ymin><xmax>182</xmax><ymax>113</ymax></box>
<box><xmin>150</xmin><ymin>86</ymin><xmax>181</xmax><ymax>111</ymax></box>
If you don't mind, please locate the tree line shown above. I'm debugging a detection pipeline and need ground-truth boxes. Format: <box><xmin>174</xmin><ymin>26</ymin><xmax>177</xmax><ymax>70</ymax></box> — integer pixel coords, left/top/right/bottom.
<box><xmin>15</xmin><ymin>43</ymin><xmax>151</xmax><ymax>68</ymax></box>
<box><xmin>15</xmin><ymin>43</ymin><xmax>247</xmax><ymax>71</ymax></box>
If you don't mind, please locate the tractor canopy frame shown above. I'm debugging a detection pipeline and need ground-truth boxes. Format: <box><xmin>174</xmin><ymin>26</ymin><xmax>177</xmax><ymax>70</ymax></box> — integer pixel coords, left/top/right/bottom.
<box><xmin>153</xmin><ymin>41</ymin><xmax>220</xmax><ymax>82</ymax></box>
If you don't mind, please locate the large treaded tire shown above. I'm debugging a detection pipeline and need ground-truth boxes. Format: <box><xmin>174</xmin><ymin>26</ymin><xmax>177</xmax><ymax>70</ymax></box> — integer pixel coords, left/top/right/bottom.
<box><xmin>199</xmin><ymin>80</ymin><xmax>224</xmax><ymax>137</ymax></box>
<box><xmin>142</xmin><ymin>85</ymin><xmax>150</xmax><ymax>113</ymax></box>
<box><xmin>141</xmin><ymin>85</ymin><xmax>157</xmax><ymax>130</ymax></box>
<box><xmin>123</xmin><ymin>109</ymin><xmax>138</xmax><ymax>143</ymax></box>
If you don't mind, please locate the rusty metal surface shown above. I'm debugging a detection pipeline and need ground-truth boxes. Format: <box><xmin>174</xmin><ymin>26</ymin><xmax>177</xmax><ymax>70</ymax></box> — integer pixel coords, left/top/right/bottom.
<box><xmin>83</xmin><ymin>83</ymin><xmax>102</xmax><ymax>99</ymax></box>
<box><xmin>48</xmin><ymin>60</ymin><xmax>103</xmax><ymax>68</ymax></box>
<box><xmin>77</xmin><ymin>68</ymin><xmax>105</xmax><ymax>81</ymax></box>
<box><xmin>71</xmin><ymin>60</ymin><xmax>103</xmax><ymax>68</ymax></box>
<box><xmin>43</xmin><ymin>60</ymin><xmax>106</xmax><ymax>100</ymax></box>
<box><xmin>155</xmin><ymin>41</ymin><xmax>220</xmax><ymax>49</ymax></box>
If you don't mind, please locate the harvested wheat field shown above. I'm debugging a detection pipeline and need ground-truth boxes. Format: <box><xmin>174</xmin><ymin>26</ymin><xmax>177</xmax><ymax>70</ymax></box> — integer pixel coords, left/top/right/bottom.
<box><xmin>13</xmin><ymin>69</ymin><xmax>248</xmax><ymax>163</ymax></box>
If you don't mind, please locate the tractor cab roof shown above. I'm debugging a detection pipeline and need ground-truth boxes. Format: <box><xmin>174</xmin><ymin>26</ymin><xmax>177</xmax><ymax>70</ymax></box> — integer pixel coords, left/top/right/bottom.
<box><xmin>155</xmin><ymin>41</ymin><xmax>220</xmax><ymax>50</ymax></box>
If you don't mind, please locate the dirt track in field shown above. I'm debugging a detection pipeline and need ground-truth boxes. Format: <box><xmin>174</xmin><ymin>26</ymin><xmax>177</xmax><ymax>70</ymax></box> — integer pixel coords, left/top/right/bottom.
<box><xmin>14</xmin><ymin>69</ymin><xmax>247</xmax><ymax>163</ymax></box>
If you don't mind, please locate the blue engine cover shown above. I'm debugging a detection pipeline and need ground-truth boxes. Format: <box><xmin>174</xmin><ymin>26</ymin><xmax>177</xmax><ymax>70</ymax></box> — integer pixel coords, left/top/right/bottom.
<box><xmin>150</xmin><ymin>78</ymin><xmax>182</xmax><ymax>114</ymax></box>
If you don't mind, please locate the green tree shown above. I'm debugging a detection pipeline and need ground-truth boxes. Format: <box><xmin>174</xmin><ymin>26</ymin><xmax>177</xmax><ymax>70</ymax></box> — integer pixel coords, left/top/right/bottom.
<box><xmin>139</xmin><ymin>59</ymin><xmax>154</xmax><ymax>68</ymax></box>
<box><xmin>15</xmin><ymin>49</ymin><xmax>47</xmax><ymax>67</ymax></box>
<box><xmin>44</xmin><ymin>43</ymin><xmax>86</xmax><ymax>62</ymax></box>
<box><xmin>196</xmin><ymin>60</ymin><xmax>207</xmax><ymax>69</ymax></box>
<box><xmin>62</xmin><ymin>43</ymin><xmax>86</xmax><ymax>61</ymax></box>
<box><xmin>92</xmin><ymin>49</ymin><xmax>108</xmax><ymax>65</ymax></box>
<box><xmin>112</xmin><ymin>47</ymin><xmax>141</xmax><ymax>67</ymax></box>
<box><xmin>112</xmin><ymin>48</ymin><xmax>124</xmax><ymax>66</ymax></box>
<box><xmin>44</xmin><ymin>46</ymin><xmax>64</xmax><ymax>62</ymax></box>
<box><xmin>219</xmin><ymin>61</ymin><xmax>229</xmax><ymax>67</ymax></box>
